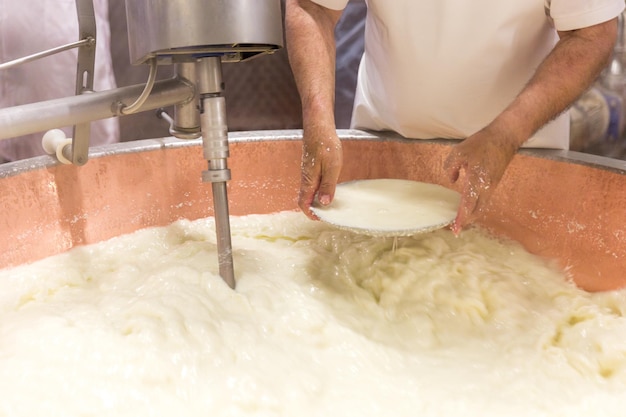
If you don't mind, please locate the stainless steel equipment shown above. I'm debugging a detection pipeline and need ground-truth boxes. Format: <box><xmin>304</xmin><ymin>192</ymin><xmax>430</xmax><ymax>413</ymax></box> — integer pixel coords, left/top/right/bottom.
<box><xmin>124</xmin><ymin>0</ymin><xmax>283</xmax><ymax>289</ymax></box>
<box><xmin>0</xmin><ymin>0</ymin><xmax>284</xmax><ymax>289</ymax></box>
<box><xmin>125</xmin><ymin>0</ymin><xmax>283</xmax><ymax>66</ymax></box>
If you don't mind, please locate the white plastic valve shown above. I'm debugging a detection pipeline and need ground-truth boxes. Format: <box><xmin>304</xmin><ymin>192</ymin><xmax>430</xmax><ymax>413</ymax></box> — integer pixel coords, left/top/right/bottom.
<box><xmin>42</xmin><ymin>129</ymin><xmax>73</xmax><ymax>164</ymax></box>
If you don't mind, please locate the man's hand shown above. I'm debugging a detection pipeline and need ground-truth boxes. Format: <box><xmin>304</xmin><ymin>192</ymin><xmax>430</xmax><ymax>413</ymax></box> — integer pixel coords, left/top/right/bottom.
<box><xmin>299</xmin><ymin>125</ymin><xmax>343</xmax><ymax>219</ymax></box>
<box><xmin>285</xmin><ymin>0</ymin><xmax>344</xmax><ymax>218</ymax></box>
<box><xmin>444</xmin><ymin>125</ymin><xmax>520</xmax><ymax>235</ymax></box>
<box><xmin>445</xmin><ymin>18</ymin><xmax>618</xmax><ymax>235</ymax></box>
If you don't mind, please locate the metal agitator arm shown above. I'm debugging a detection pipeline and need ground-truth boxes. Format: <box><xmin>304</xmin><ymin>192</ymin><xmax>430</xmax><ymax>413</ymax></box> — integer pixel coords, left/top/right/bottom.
<box><xmin>198</xmin><ymin>57</ymin><xmax>235</xmax><ymax>289</ymax></box>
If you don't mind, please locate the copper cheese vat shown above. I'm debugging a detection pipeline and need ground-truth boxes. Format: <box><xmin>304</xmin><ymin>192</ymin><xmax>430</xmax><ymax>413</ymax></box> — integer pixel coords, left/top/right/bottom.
<box><xmin>1</xmin><ymin>130</ymin><xmax>625</xmax><ymax>292</ymax></box>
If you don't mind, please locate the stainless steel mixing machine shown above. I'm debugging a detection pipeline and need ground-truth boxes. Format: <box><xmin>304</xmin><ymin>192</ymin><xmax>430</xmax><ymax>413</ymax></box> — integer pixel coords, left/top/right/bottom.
<box><xmin>0</xmin><ymin>0</ymin><xmax>284</xmax><ymax>288</ymax></box>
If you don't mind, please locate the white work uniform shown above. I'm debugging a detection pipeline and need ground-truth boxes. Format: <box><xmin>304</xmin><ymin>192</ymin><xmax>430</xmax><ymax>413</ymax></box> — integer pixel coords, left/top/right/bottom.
<box><xmin>313</xmin><ymin>0</ymin><xmax>625</xmax><ymax>149</ymax></box>
<box><xmin>0</xmin><ymin>0</ymin><xmax>119</xmax><ymax>161</ymax></box>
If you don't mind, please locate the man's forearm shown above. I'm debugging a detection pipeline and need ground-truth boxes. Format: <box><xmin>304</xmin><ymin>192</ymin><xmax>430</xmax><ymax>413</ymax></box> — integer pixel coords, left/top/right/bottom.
<box><xmin>285</xmin><ymin>0</ymin><xmax>342</xmax><ymax>129</ymax></box>
<box><xmin>493</xmin><ymin>18</ymin><xmax>618</xmax><ymax>147</ymax></box>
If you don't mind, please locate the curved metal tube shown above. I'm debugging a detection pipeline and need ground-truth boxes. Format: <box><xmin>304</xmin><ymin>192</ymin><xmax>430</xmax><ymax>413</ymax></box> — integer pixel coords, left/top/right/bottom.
<box><xmin>118</xmin><ymin>59</ymin><xmax>159</xmax><ymax>115</ymax></box>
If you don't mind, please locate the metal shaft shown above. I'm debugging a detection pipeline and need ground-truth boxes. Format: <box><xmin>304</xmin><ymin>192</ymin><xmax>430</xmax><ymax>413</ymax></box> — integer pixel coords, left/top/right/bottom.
<box><xmin>0</xmin><ymin>38</ymin><xmax>93</xmax><ymax>71</ymax></box>
<box><xmin>198</xmin><ymin>57</ymin><xmax>235</xmax><ymax>289</ymax></box>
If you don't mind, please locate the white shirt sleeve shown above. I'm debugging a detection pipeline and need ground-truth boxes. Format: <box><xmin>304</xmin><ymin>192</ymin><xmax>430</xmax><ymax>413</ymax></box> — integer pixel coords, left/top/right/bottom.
<box><xmin>549</xmin><ymin>0</ymin><xmax>624</xmax><ymax>31</ymax></box>
<box><xmin>310</xmin><ymin>0</ymin><xmax>350</xmax><ymax>11</ymax></box>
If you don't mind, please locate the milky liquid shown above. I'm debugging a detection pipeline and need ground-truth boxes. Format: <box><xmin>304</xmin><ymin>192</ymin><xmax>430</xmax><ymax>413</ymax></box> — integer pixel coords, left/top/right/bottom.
<box><xmin>1</xmin><ymin>211</ymin><xmax>626</xmax><ymax>417</ymax></box>
<box><xmin>311</xmin><ymin>179</ymin><xmax>460</xmax><ymax>236</ymax></box>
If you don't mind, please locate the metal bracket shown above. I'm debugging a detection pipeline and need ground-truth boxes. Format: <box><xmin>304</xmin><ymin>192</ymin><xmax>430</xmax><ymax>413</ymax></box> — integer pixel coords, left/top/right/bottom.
<box><xmin>72</xmin><ymin>0</ymin><xmax>97</xmax><ymax>166</ymax></box>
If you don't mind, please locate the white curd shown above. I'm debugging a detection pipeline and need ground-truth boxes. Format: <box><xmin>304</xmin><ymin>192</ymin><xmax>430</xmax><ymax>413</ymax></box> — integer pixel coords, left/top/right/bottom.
<box><xmin>1</xmin><ymin>211</ymin><xmax>626</xmax><ymax>417</ymax></box>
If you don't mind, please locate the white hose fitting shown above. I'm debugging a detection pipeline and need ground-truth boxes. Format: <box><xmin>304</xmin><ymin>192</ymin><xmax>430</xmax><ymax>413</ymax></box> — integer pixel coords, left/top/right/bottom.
<box><xmin>42</xmin><ymin>129</ymin><xmax>73</xmax><ymax>165</ymax></box>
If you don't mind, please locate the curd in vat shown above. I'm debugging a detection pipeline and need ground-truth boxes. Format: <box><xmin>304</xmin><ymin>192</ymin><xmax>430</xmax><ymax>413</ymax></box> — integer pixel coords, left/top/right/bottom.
<box><xmin>1</xmin><ymin>211</ymin><xmax>626</xmax><ymax>416</ymax></box>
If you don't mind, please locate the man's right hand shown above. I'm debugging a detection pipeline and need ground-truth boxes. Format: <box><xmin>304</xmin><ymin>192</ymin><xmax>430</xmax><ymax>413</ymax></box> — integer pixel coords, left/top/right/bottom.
<box><xmin>285</xmin><ymin>0</ymin><xmax>345</xmax><ymax>218</ymax></box>
<box><xmin>298</xmin><ymin>126</ymin><xmax>343</xmax><ymax>219</ymax></box>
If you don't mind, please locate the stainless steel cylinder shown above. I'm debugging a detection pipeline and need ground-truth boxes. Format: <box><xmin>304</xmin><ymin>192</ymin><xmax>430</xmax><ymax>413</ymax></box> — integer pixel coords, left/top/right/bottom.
<box><xmin>125</xmin><ymin>0</ymin><xmax>284</xmax><ymax>64</ymax></box>
<box><xmin>171</xmin><ymin>62</ymin><xmax>201</xmax><ymax>139</ymax></box>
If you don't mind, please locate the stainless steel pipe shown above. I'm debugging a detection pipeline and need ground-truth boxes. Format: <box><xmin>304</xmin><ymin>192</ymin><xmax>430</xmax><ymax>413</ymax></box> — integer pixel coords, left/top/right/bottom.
<box><xmin>0</xmin><ymin>78</ymin><xmax>195</xmax><ymax>141</ymax></box>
